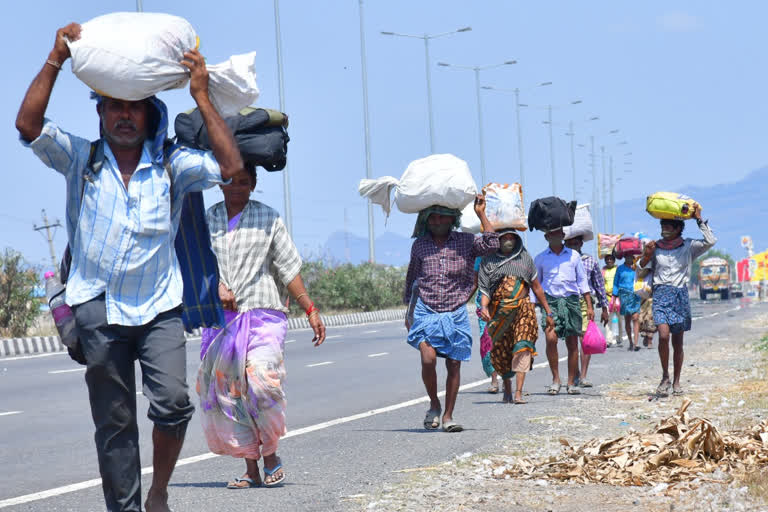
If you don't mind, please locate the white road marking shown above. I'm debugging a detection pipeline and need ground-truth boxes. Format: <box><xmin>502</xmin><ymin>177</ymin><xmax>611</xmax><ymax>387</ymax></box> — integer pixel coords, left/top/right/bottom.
<box><xmin>363</xmin><ymin>330</ymin><xmax>379</xmax><ymax>334</ymax></box>
<box><xmin>306</xmin><ymin>361</ymin><xmax>334</xmax><ymax>368</ymax></box>
<box><xmin>285</xmin><ymin>339</ymin><xmax>296</xmax><ymax>343</ymax></box>
<box><xmin>325</xmin><ymin>335</ymin><xmax>342</xmax><ymax>340</ymax></box>
<box><xmin>0</xmin><ymin>411</ymin><xmax>22</xmax><ymax>417</ymax></box>
<box><xmin>0</xmin><ymin>304</ymin><xmax>753</xmax><ymax>508</ymax></box>
<box><xmin>48</xmin><ymin>368</ymin><xmax>86</xmax><ymax>374</ymax></box>
<box><xmin>0</xmin><ymin>352</ymin><xmax>68</xmax><ymax>362</ymax></box>
<box><xmin>368</xmin><ymin>352</ymin><xmax>388</xmax><ymax>358</ymax></box>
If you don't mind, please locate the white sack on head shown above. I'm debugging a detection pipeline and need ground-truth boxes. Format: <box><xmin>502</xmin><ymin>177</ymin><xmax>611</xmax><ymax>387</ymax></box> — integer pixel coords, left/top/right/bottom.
<box><xmin>359</xmin><ymin>154</ymin><xmax>477</xmax><ymax>216</ymax></box>
<box><xmin>67</xmin><ymin>12</ymin><xmax>259</xmax><ymax>117</ymax></box>
<box><xmin>483</xmin><ymin>182</ymin><xmax>527</xmax><ymax>231</ymax></box>
<box><xmin>563</xmin><ymin>203</ymin><xmax>594</xmax><ymax>242</ymax></box>
<box><xmin>460</xmin><ymin>202</ymin><xmax>481</xmax><ymax>233</ymax></box>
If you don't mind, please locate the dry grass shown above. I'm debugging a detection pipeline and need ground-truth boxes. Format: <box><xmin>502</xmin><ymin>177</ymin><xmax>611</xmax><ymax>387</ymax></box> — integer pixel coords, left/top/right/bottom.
<box><xmin>736</xmin><ymin>469</ymin><xmax>768</xmax><ymax>504</ymax></box>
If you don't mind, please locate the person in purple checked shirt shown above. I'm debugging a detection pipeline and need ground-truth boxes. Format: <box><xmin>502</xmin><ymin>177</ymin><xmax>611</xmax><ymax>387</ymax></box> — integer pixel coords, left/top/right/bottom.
<box><xmin>404</xmin><ymin>195</ymin><xmax>499</xmax><ymax>433</ymax></box>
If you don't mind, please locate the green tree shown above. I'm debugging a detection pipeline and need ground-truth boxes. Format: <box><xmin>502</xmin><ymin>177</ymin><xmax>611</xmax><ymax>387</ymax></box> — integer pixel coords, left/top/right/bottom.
<box><xmin>691</xmin><ymin>249</ymin><xmax>735</xmax><ymax>286</ymax></box>
<box><xmin>0</xmin><ymin>249</ymin><xmax>41</xmax><ymax>337</ymax></box>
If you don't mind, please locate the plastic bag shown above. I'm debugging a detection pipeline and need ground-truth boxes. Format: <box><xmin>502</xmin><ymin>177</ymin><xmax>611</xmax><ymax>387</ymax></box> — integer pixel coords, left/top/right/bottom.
<box><xmin>609</xmin><ymin>294</ymin><xmax>621</xmax><ymax>314</ymax></box>
<box><xmin>646</xmin><ymin>191</ymin><xmax>699</xmax><ymax>221</ymax></box>
<box><xmin>615</xmin><ymin>237</ymin><xmax>642</xmax><ymax>258</ymax></box>
<box><xmin>68</xmin><ymin>12</ymin><xmax>259</xmax><ymax>117</ymax></box>
<box><xmin>598</xmin><ymin>233</ymin><xmax>623</xmax><ymax>257</ymax></box>
<box><xmin>582</xmin><ymin>320</ymin><xmax>606</xmax><ymax>355</ymax></box>
<box><xmin>483</xmin><ymin>183</ymin><xmax>527</xmax><ymax>231</ymax></box>
<box><xmin>563</xmin><ymin>203</ymin><xmax>594</xmax><ymax>241</ymax></box>
<box><xmin>359</xmin><ymin>154</ymin><xmax>477</xmax><ymax>215</ymax></box>
<box><xmin>634</xmin><ymin>268</ymin><xmax>653</xmax><ymax>300</ymax></box>
<box><xmin>527</xmin><ymin>196</ymin><xmax>576</xmax><ymax>232</ymax></box>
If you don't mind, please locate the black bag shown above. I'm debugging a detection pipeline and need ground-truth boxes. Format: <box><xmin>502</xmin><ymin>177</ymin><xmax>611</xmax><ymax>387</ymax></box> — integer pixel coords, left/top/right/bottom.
<box><xmin>174</xmin><ymin>107</ymin><xmax>290</xmax><ymax>171</ymax></box>
<box><xmin>527</xmin><ymin>197</ymin><xmax>577</xmax><ymax>232</ymax></box>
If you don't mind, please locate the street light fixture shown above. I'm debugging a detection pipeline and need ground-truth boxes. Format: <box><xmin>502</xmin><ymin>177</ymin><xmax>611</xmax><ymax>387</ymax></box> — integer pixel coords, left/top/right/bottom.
<box><xmin>438</xmin><ymin>60</ymin><xmax>518</xmax><ymax>186</ymax></box>
<box><xmin>380</xmin><ymin>26</ymin><xmax>472</xmax><ymax>153</ymax></box>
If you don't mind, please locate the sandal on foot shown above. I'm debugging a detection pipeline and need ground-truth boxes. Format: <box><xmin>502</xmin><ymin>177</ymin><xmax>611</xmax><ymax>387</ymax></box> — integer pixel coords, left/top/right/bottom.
<box><xmin>513</xmin><ymin>392</ymin><xmax>528</xmax><ymax>404</ymax></box>
<box><xmin>578</xmin><ymin>380</ymin><xmax>593</xmax><ymax>388</ymax></box>
<box><xmin>566</xmin><ymin>385</ymin><xmax>581</xmax><ymax>395</ymax></box>
<box><xmin>424</xmin><ymin>408</ymin><xmax>441</xmax><ymax>430</ymax></box>
<box><xmin>487</xmin><ymin>384</ymin><xmax>499</xmax><ymax>394</ymax></box>
<box><xmin>227</xmin><ymin>477</ymin><xmax>260</xmax><ymax>489</ymax></box>
<box><xmin>672</xmin><ymin>387</ymin><xmax>684</xmax><ymax>396</ymax></box>
<box><xmin>263</xmin><ymin>458</ymin><xmax>285</xmax><ymax>487</ymax></box>
<box><xmin>656</xmin><ymin>381</ymin><xmax>671</xmax><ymax>397</ymax></box>
<box><xmin>442</xmin><ymin>421</ymin><xmax>464</xmax><ymax>433</ymax></box>
<box><xmin>547</xmin><ymin>383</ymin><xmax>562</xmax><ymax>395</ymax></box>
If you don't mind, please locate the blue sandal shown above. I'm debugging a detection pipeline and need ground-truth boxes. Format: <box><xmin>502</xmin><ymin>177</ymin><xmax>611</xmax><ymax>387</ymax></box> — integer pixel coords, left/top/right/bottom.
<box><xmin>263</xmin><ymin>458</ymin><xmax>285</xmax><ymax>487</ymax></box>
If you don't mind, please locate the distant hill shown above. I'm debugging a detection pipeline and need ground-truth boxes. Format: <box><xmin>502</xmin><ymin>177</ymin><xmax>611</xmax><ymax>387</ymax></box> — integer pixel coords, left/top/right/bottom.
<box><xmin>607</xmin><ymin>166</ymin><xmax>768</xmax><ymax>260</ymax></box>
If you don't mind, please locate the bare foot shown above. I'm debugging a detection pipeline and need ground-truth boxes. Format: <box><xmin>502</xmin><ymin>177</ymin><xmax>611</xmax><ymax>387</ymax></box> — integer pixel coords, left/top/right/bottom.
<box><xmin>145</xmin><ymin>487</ymin><xmax>171</xmax><ymax>512</ymax></box>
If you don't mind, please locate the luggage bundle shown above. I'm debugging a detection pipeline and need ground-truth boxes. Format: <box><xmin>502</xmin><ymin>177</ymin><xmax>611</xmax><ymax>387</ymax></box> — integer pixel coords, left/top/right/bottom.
<box><xmin>67</xmin><ymin>12</ymin><xmax>259</xmax><ymax>116</ymax></box>
<box><xmin>527</xmin><ymin>197</ymin><xmax>576</xmax><ymax>232</ymax></box>
<box><xmin>482</xmin><ymin>183</ymin><xmax>527</xmax><ymax>231</ymax></box>
<box><xmin>646</xmin><ymin>192</ymin><xmax>700</xmax><ymax>221</ymax></box>
<box><xmin>563</xmin><ymin>203</ymin><xmax>594</xmax><ymax>241</ymax></box>
<box><xmin>175</xmin><ymin>107</ymin><xmax>289</xmax><ymax>171</ymax></box>
<box><xmin>359</xmin><ymin>154</ymin><xmax>477</xmax><ymax>215</ymax></box>
<box><xmin>598</xmin><ymin>233</ymin><xmax>623</xmax><ymax>257</ymax></box>
<box><xmin>614</xmin><ymin>237</ymin><xmax>643</xmax><ymax>258</ymax></box>
<box><xmin>460</xmin><ymin>201</ymin><xmax>481</xmax><ymax>234</ymax></box>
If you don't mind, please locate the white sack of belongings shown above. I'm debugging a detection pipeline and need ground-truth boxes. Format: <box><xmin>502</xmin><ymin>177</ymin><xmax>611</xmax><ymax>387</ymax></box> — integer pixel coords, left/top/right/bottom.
<box><xmin>358</xmin><ymin>154</ymin><xmax>477</xmax><ymax>215</ymax></box>
<box><xmin>563</xmin><ymin>203</ymin><xmax>594</xmax><ymax>242</ymax></box>
<box><xmin>460</xmin><ymin>201</ymin><xmax>481</xmax><ymax>233</ymax></box>
<box><xmin>483</xmin><ymin>182</ymin><xmax>527</xmax><ymax>231</ymax></box>
<box><xmin>67</xmin><ymin>12</ymin><xmax>259</xmax><ymax>117</ymax></box>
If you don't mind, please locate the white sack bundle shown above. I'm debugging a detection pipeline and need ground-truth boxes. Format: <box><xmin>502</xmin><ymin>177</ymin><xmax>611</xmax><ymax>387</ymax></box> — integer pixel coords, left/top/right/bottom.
<box><xmin>67</xmin><ymin>12</ymin><xmax>259</xmax><ymax>117</ymax></box>
<box><xmin>563</xmin><ymin>203</ymin><xmax>594</xmax><ymax>241</ymax></box>
<box><xmin>359</xmin><ymin>154</ymin><xmax>477</xmax><ymax>215</ymax></box>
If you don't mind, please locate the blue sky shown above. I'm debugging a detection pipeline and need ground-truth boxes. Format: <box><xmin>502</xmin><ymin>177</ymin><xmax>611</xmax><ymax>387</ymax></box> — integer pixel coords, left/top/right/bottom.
<box><xmin>3</xmin><ymin>0</ymin><xmax>767</xmax><ymax>270</ymax></box>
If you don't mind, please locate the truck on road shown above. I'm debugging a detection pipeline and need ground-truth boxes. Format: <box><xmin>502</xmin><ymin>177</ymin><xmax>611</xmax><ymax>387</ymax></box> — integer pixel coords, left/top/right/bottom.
<box><xmin>699</xmin><ymin>257</ymin><xmax>731</xmax><ymax>300</ymax></box>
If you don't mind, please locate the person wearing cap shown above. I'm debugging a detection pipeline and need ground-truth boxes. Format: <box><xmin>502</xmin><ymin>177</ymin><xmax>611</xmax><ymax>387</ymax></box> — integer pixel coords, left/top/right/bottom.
<box><xmin>16</xmin><ymin>23</ymin><xmax>242</xmax><ymax>512</ymax></box>
<box><xmin>534</xmin><ymin>227</ymin><xmax>594</xmax><ymax>395</ymax></box>
<box><xmin>404</xmin><ymin>196</ymin><xmax>499</xmax><ymax>432</ymax></box>
<box><xmin>478</xmin><ymin>230</ymin><xmax>554</xmax><ymax>404</ymax></box>
<box><xmin>638</xmin><ymin>205</ymin><xmax>716</xmax><ymax>396</ymax></box>
<box><xmin>564</xmin><ymin>234</ymin><xmax>609</xmax><ymax>388</ymax></box>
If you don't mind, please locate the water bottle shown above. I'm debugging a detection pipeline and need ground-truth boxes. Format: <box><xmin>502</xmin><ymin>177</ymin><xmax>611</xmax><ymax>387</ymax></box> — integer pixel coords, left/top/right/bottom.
<box><xmin>45</xmin><ymin>272</ymin><xmax>78</xmax><ymax>349</ymax></box>
<box><xmin>611</xmin><ymin>313</ymin><xmax>620</xmax><ymax>339</ymax></box>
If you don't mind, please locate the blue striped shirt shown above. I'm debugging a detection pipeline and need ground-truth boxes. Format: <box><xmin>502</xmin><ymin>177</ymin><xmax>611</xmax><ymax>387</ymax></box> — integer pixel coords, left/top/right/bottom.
<box><xmin>22</xmin><ymin>118</ymin><xmax>225</xmax><ymax>326</ymax></box>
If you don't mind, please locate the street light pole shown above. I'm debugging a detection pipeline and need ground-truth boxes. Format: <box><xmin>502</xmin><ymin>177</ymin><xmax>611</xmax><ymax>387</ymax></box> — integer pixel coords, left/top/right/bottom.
<box><xmin>474</xmin><ymin>68</ymin><xmax>487</xmax><ymax>186</ymax></box>
<box><xmin>601</xmin><ymin>146</ymin><xmax>607</xmax><ymax>231</ymax></box>
<box><xmin>273</xmin><ymin>0</ymin><xmax>293</xmax><ymax>237</ymax></box>
<box><xmin>590</xmin><ymin>135</ymin><xmax>599</xmax><ymax>259</ymax></box>
<box><xmin>547</xmin><ymin>105</ymin><xmax>556</xmax><ymax>196</ymax></box>
<box><xmin>514</xmin><ymin>88</ymin><xmax>525</xmax><ymax>192</ymax></box>
<box><xmin>568</xmin><ymin>121</ymin><xmax>576</xmax><ymax>201</ymax></box>
<box><xmin>358</xmin><ymin>0</ymin><xmax>375</xmax><ymax>263</ymax></box>
<box><xmin>423</xmin><ymin>37</ymin><xmax>435</xmax><ymax>153</ymax></box>
<box><xmin>610</xmin><ymin>155</ymin><xmax>615</xmax><ymax>232</ymax></box>
<box><xmin>136</xmin><ymin>0</ymin><xmax>143</xmax><ymax>11</ymax></box>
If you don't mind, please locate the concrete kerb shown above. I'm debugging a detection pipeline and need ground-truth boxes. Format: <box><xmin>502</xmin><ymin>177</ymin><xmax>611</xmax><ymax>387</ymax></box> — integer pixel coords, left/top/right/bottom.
<box><xmin>0</xmin><ymin>308</ymin><xmax>407</xmax><ymax>358</ymax></box>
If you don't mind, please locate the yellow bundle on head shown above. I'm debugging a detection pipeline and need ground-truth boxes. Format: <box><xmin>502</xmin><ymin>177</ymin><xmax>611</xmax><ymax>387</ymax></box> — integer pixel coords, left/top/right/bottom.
<box><xmin>646</xmin><ymin>192</ymin><xmax>699</xmax><ymax>221</ymax></box>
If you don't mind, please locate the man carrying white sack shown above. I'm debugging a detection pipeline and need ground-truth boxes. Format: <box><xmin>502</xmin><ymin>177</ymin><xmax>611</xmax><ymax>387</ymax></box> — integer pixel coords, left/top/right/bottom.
<box><xmin>16</xmin><ymin>23</ymin><xmax>243</xmax><ymax>512</ymax></box>
<box><xmin>404</xmin><ymin>196</ymin><xmax>499</xmax><ymax>433</ymax></box>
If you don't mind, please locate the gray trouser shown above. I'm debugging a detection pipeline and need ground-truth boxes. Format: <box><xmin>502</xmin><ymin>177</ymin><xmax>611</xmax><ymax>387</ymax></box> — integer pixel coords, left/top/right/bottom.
<box><xmin>73</xmin><ymin>295</ymin><xmax>194</xmax><ymax>512</ymax></box>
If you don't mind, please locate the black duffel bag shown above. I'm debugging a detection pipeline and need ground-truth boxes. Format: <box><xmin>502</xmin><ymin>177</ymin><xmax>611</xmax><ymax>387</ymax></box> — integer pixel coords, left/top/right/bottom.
<box><xmin>528</xmin><ymin>196</ymin><xmax>577</xmax><ymax>232</ymax></box>
<box><xmin>175</xmin><ymin>107</ymin><xmax>289</xmax><ymax>171</ymax></box>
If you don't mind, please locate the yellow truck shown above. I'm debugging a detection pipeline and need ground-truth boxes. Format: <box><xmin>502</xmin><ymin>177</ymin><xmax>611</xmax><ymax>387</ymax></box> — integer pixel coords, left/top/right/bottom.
<box><xmin>698</xmin><ymin>257</ymin><xmax>731</xmax><ymax>300</ymax></box>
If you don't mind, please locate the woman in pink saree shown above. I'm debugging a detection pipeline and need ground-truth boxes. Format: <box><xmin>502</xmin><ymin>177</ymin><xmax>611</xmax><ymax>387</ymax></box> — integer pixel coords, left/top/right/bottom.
<box><xmin>197</xmin><ymin>165</ymin><xmax>326</xmax><ymax>488</ymax></box>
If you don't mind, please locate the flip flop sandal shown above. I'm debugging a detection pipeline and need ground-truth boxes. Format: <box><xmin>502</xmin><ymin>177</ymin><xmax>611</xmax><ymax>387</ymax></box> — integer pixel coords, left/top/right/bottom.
<box><xmin>672</xmin><ymin>387</ymin><xmax>684</xmax><ymax>396</ymax></box>
<box><xmin>547</xmin><ymin>383</ymin><xmax>562</xmax><ymax>395</ymax></box>
<box><xmin>656</xmin><ymin>382</ymin><xmax>671</xmax><ymax>397</ymax></box>
<box><xmin>513</xmin><ymin>399</ymin><xmax>528</xmax><ymax>405</ymax></box>
<box><xmin>487</xmin><ymin>384</ymin><xmax>500</xmax><ymax>394</ymax></box>
<box><xmin>634</xmin><ymin>346</ymin><xmax>641</xmax><ymax>352</ymax></box>
<box><xmin>263</xmin><ymin>458</ymin><xmax>285</xmax><ymax>487</ymax></box>
<box><xmin>442</xmin><ymin>421</ymin><xmax>464</xmax><ymax>433</ymax></box>
<box><xmin>566</xmin><ymin>385</ymin><xmax>581</xmax><ymax>395</ymax></box>
<box><xmin>424</xmin><ymin>408</ymin><xmax>441</xmax><ymax>430</ymax></box>
<box><xmin>227</xmin><ymin>477</ymin><xmax>259</xmax><ymax>489</ymax></box>
<box><xmin>578</xmin><ymin>380</ymin><xmax>593</xmax><ymax>388</ymax></box>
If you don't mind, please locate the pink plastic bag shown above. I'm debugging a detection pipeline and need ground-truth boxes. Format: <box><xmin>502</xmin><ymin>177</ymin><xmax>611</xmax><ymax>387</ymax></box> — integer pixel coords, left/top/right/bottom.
<box><xmin>609</xmin><ymin>295</ymin><xmax>621</xmax><ymax>314</ymax></box>
<box><xmin>582</xmin><ymin>320</ymin><xmax>606</xmax><ymax>355</ymax></box>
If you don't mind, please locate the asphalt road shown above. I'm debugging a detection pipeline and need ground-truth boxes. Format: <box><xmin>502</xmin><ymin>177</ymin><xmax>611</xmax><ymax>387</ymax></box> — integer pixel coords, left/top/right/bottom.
<box><xmin>0</xmin><ymin>297</ymin><xmax>758</xmax><ymax>511</ymax></box>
